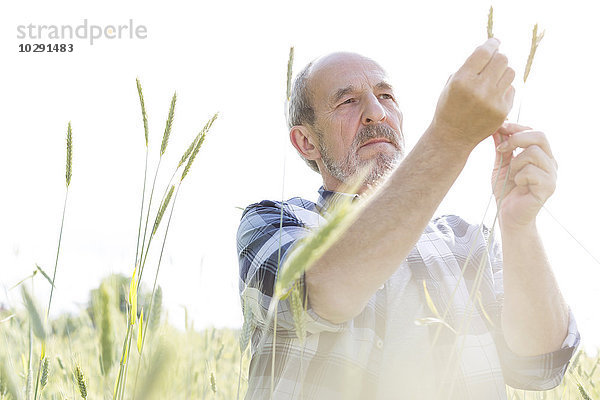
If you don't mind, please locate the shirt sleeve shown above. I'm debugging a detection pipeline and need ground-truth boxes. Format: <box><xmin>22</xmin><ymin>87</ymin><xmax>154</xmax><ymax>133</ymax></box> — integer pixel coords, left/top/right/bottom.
<box><xmin>485</xmin><ymin>227</ymin><xmax>581</xmax><ymax>390</ymax></box>
<box><xmin>237</xmin><ymin>200</ymin><xmax>346</xmax><ymax>337</ymax></box>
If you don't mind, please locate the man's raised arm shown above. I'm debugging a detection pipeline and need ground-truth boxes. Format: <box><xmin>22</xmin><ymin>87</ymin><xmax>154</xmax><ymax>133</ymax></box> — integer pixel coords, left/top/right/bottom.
<box><xmin>306</xmin><ymin>38</ymin><xmax>516</xmax><ymax>323</ymax></box>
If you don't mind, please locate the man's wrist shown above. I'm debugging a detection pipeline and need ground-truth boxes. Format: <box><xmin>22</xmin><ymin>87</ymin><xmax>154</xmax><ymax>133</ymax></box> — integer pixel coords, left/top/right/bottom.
<box><xmin>423</xmin><ymin>120</ymin><xmax>475</xmax><ymax>159</ymax></box>
<box><xmin>499</xmin><ymin>219</ymin><xmax>538</xmax><ymax>240</ymax></box>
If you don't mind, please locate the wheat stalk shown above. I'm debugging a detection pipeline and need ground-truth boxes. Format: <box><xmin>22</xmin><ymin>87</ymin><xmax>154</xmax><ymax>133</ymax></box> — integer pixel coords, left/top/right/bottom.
<box><xmin>66</xmin><ymin>122</ymin><xmax>72</xmax><ymax>187</ymax></box>
<box><xmin>129</xmin><ymin>268</ymin><xmax>138</xmax><ymax>326</ymax></box>
<box><xmin>238</xmin><ymin>296</ymin><xmax>252</xmax><ymax>354</ymax></box>
<box><xmin>180</xmin><ymin>113</ymin><xmax>219</xmax><ymax>182</ymax></box>
<box><xmin>577</xmin><ymin>383</ymin><xmax>592</xmax><ymax>400</ymax></box>
<box><xmin>99</xmin><ymin>283</ymin><xmax>115</xmax><ymax>375</ymax></box>
<box><xmin>136</xmin><ymin>78</ymin><xmax>149</xmax><ymax>147</ymax></box>
<box><xmin>523</xmin><ymin>23</ymin><xmax>545</xmax><ymax>83</ymax></box>
<box><xmin>137</xmin><ymin>308</ymin><xmax>144</xmax><ymax>354</ymax></box>
<box><xmin>47</xmin><ymin>122</ymin><xmax>72</xmax><ymax>318</ymax></box>
<box><xmin>152</xmin><ymin>185</ymin><xmax>174</xmax><ymax>236</ymax></box>
<box><xmin>286</xmin><ymin>47</ymin><xmax>294</xmax><ymax>101</ymax></box>
<box><xmin>40</xmin><ymin>357</ymin><xmax>49</xmax><ymax>389</ymax></box>
<box><xmin>289</xmin><ymin>282</ymin><xmax>306</xmax><ymax>342</ymax></box>
<box><xmin>487</xmin><ymin>6</ymin><xmax>494</xmax><ymax>39</ymax></box>
<box><xmin>160</xmin><ymin>92</ymin><xmax>176</xmax><ymax>156</ymax></box>
<box><xmin>274</xmin><ymin>194</ymin><xmax>358</xmax><ymax>299</ymax></box>
<box><xmin>177</xmin><ymin>135</ymin><xmax>199</xmax><ymax>169</ymax></box>
<box><xmin>22</xmin><ymin>287</ymin><xmax>46</xmax><ymax>340</ymax></box>
<box><xmin>73</xmin><ymin>364</ymin><xmax>87</xmax><ymax>399</ymax></box>
<box><xmin>210</xmin><ymin>372</ymin><xmax>217</xmax><ymax>394</ymax></box>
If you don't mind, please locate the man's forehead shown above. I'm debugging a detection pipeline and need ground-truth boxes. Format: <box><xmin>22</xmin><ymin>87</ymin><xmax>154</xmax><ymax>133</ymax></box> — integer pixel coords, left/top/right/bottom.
<box><xmin>308</xmin><ymin>52</ymin><xmax>391</xmax><ymax>104</ymax></box>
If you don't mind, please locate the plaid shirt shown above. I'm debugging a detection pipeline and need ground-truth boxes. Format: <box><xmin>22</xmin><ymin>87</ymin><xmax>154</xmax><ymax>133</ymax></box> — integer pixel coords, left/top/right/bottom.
<box><xmin>237</xmin><ymin>186</ymin><xmax>580</xmax><ymax>399</ymax></box>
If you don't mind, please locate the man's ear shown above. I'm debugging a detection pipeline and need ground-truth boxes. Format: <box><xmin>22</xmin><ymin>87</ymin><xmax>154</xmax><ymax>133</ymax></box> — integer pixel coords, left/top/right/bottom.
<box><xmin>290</xmin><ymin>125</ymin><xmax>321</xmax><ymax>161</ymax></box>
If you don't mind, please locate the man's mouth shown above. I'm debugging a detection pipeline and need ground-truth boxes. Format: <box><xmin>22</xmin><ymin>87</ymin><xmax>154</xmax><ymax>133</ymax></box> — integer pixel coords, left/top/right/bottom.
<box><xmin>359</xmin><ymin>138</ymin><xmax>393</xmax><ymax>148</ymax></box>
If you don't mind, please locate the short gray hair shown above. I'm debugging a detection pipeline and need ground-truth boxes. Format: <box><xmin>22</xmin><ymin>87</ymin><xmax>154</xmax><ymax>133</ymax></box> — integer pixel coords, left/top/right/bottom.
<box><xmin>287</xmin><ymin>60</ymin><xmax>320</xmax><ymax>173</ymax></box>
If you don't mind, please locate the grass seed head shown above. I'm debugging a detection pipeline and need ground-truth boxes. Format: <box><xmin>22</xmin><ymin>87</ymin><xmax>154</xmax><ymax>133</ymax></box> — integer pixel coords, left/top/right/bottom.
<box><xmin>160</xmin><ymin>92</ymin><xmax>177</xmax><ymax>156</ymax></box>
<box><xmin>40</xmin><ymin>357</ymin><xmax>49</xmax><ymax>389</ymax></box>
<box><xmin>177</xmin><ymin>135</ymin><xmax>199</xmax><ymax>169</ymax></box>
<box><xmin>487</xmin><ymin>6</ymin><xmax>494</xmax><ymax>39</ymax></box>
<box><xmin>99</xmin><ymin>283</ymin><xmax>115</xmax><ymax>375</ymax></box>
<box><xmin>523</xmin><ymin>23</ymin><xmax>545</xmax><ymax>83</ymax></box>
<box><xmin>286</xmin><ymin>47</ymin><xmax>295</xmax><ymax>101</ymax></box>
<box><xmin>73</xmin><ymin>364</ymin><xmax>87</xmax><ymax>399</ymax></box>
<box><xmin>153</xmin><ymin>185</ymin><xmax>175</xmax><ymax>236</ymax></box>
<box><xmin>578</xmin><ymin>383</ymin><xmax>592</xmax><ymax>400</ymax></box>
<box><xmin>21</xmin><ymin>286</ymin><xmax>46</xmax><ymax>340</ymax></box>
<box><xmin>210</xmin><ymin>372</ymin><xmax>217</xmax><ymax>393</ymax></box>
<box><xmin>181</xmin><ymin>112</ymin><xmax>219</xmax><ymax>182</ymax></box>
<box><xmin>239</xmin><ymin>296</ymin><xmax>253</xmax><ymax>354</ymax></box>
<box><xmin>290</xmin><ymin>283</ymin><xmax>306</xmax><ymax>342</ymax></box>
<box><xmin>136</xmin><ymin>78</ymin><xmax>149</xmax><ymax>147</ymax></box>
<box><xmin>274</xmin><ymin>166</ymin><xmax>370</xmax><ymax>298</ymax></box>
<box><xmin>66</xmin><ymin>121</ymin><xmax>72</xmax><ymax>187</ymax></box>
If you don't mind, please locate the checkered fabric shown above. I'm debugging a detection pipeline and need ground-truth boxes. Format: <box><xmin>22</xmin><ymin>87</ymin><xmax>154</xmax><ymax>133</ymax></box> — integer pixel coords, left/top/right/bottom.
<box><xmin>237</xmin><ymin>186</ymin><xmax>580</xmax><ymax>399</ymax></box>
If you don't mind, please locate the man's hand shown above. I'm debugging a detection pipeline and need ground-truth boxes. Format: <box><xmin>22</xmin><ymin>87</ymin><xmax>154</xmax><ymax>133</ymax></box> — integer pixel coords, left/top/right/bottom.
<box><xmin>492</xmin><ymin>122</ymin><xmax>558</xmax><ymax>230</ymax></box>
<box><xmin>431</xmin><ymin>38</ymin><xmax>516</xmax><ymax>148</ymax></box>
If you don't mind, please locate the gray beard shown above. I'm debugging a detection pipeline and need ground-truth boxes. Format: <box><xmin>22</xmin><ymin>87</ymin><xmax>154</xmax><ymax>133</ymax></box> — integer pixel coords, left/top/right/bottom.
<box><xmin>318</xmin><ymin>124</ymin><xmax>404</xmax><ymax>186</ymax></box>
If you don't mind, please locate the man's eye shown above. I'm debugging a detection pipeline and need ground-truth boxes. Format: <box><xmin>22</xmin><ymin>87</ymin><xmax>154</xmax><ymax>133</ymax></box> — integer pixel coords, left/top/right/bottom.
<box><xmin>379</xmin><ymin>93</ymin><xmax>394</xmax><ymax>100</ymax></box>
<box><xmin>340</xmin><ymin>98</ymin><xmax>355</xmax><ymax>105</ymax></box>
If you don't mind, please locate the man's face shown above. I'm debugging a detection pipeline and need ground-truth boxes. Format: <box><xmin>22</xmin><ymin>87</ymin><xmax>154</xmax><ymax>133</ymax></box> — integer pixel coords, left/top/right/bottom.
<box><xmin>308</xmin><ymin>53</ymin><xmax>405</xmax><ymax>188</ymax></box>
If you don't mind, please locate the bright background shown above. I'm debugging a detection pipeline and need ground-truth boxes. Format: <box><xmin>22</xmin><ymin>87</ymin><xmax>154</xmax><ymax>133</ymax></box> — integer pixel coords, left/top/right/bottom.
<box><xmin>1</xmin><ymin>0</ymin><xmax>598</xmax><ymax>354</ymax></box>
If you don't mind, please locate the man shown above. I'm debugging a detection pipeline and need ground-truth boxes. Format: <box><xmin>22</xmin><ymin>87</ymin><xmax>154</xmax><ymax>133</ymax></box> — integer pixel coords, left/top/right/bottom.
<box><xmin>237</xmin><ymin>38</ymin><xmax>580</xmax><ymax>399</ymax></box>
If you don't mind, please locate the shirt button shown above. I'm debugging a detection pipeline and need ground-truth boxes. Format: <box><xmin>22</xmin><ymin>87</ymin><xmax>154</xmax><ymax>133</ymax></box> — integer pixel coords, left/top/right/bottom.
<box><xmin>376</xmin><ymin>339</ymin><xmax>384</xmax><ymax>349</ymax></box>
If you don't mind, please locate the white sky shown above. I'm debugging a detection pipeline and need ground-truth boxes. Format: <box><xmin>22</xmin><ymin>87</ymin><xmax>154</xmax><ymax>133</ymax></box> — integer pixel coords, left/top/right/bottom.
<box><xmin>1</xmin><ymin>0</ymin><xmax>598</xmax><ymax>354</ymax></box>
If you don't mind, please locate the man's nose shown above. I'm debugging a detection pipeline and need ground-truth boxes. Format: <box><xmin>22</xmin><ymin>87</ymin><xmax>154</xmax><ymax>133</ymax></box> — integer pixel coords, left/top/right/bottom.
<box><xmin>362</xmin><ymin>94</ymin><xmax>386</xmax><ymax>125</ymax></box>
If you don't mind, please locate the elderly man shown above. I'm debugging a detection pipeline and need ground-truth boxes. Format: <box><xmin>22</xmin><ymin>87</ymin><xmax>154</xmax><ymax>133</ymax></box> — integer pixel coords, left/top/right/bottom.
<box><xmin>237</xmin><ymin>38</ymin><xmax>580</xmax><ymax>399</ymax></box>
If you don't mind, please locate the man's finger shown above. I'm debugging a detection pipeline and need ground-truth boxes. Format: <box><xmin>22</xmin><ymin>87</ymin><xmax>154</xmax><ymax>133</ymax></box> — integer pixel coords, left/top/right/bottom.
<box><xmin>508</xmin><ymin>145</ymin><xmax>556</xmax><ymax>179</ymax></box>
<box><xmin>513</xmin><ymin>165</ymin><xmax>556</xmax><ymax>200</ymax></box>
<box><xmin>495</xmin><ymin>130</ymin><xmax>554</xmax><ymax>158</ymax></box>
<box><xmin>484</xmin><ymin>52</ymin><xmax>509</xmax><ymax>81</ymax></box>
<box><xmin>497</xmin><ymin>67</ymin><xmax>516</xmax><ymax>90</ymax></box>
<box><xmin>462</xmin><ymin>38</ymin><xmax>501</xmax><ymax>74</ymax></box>
<box><xmin>495</xmin><ymin>122</ymin><xmax>533</xmax><ymax>137</ymax></box>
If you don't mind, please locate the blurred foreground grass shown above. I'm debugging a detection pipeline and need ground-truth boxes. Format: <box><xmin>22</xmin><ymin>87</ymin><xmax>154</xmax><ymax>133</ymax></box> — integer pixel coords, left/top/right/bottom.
<box><xmin>0</xmin><ymin>275</ymin><xmax>249</xmax><ymax>400</ymax></box>
<box><xmin>1</xmin><ymin>277</ymin><xmax>597</xmax><ymax>400</ymax></box>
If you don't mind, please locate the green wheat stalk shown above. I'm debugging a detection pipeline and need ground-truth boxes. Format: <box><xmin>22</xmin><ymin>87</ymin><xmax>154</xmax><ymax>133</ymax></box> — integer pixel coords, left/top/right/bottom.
<box><xmin>152</xmin><ymin>185</ymin><xmax>174</xmax><ymax>236</ymax></box>
<box><xmin>161</xmin><ymin>92</ymin><xmax>176</xmax><ymax>156</ymax></box>
<box><xmin>136</xmin><ymin>91</ymin><xmax>177</xmax><ymax>286</ymax></box>
<box><xmin>74</xmin><ymin>364</ymin><xmax>87</xmax><ymax>399</ymax></box>
<box><xmin>137</xmin><ymin>113</ymin><xmax>217</xmax><ymax>286</ymax></box>
<box><xmin>133</xmin><ymin>79</ymin><xmax>151</xmax><ymax>293</ymax></box>
<box><xmin>132</xmin><ymin>111</ymin><xmax>218</xmax><ymax>400</ymax></box>
<box><xmin>487</xmin><ymin>6</ymin><xmax>494</xmax><ymax>39</ymax></box>
<box><xmin>181</xmin><ymin>113</ymin><xmax>218</xmax><ymax>182</ymax></box>
<box><xmin>523</xmin><ymin>23</ymin><xmax>545</xmax><ymax>84</ymax></box>
<box><xmin>47</xmin><ymin>121</ymin><xmax>73</xmax><ymax>317</ymax></box>
<box><xmin>286</xmin><ymin>47</ymin><xmax>294</xmax><ymax>101</ymax></box>
<box><xmin>136</xmin><ymin>78</ymin><xmax>149</xmax><ymax>147</ymax></box>
<box><xmin>36</xmin><ymin>122</ymin><xmax>74</xmax><ymax>400</ymax></box>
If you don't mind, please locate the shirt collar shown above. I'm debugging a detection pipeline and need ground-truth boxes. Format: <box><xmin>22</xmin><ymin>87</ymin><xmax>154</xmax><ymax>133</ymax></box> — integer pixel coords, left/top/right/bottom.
<box><xmin>316</xmin><ymin>185</ymin><xmax>361</xmax><ymax>215</ymax></box>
